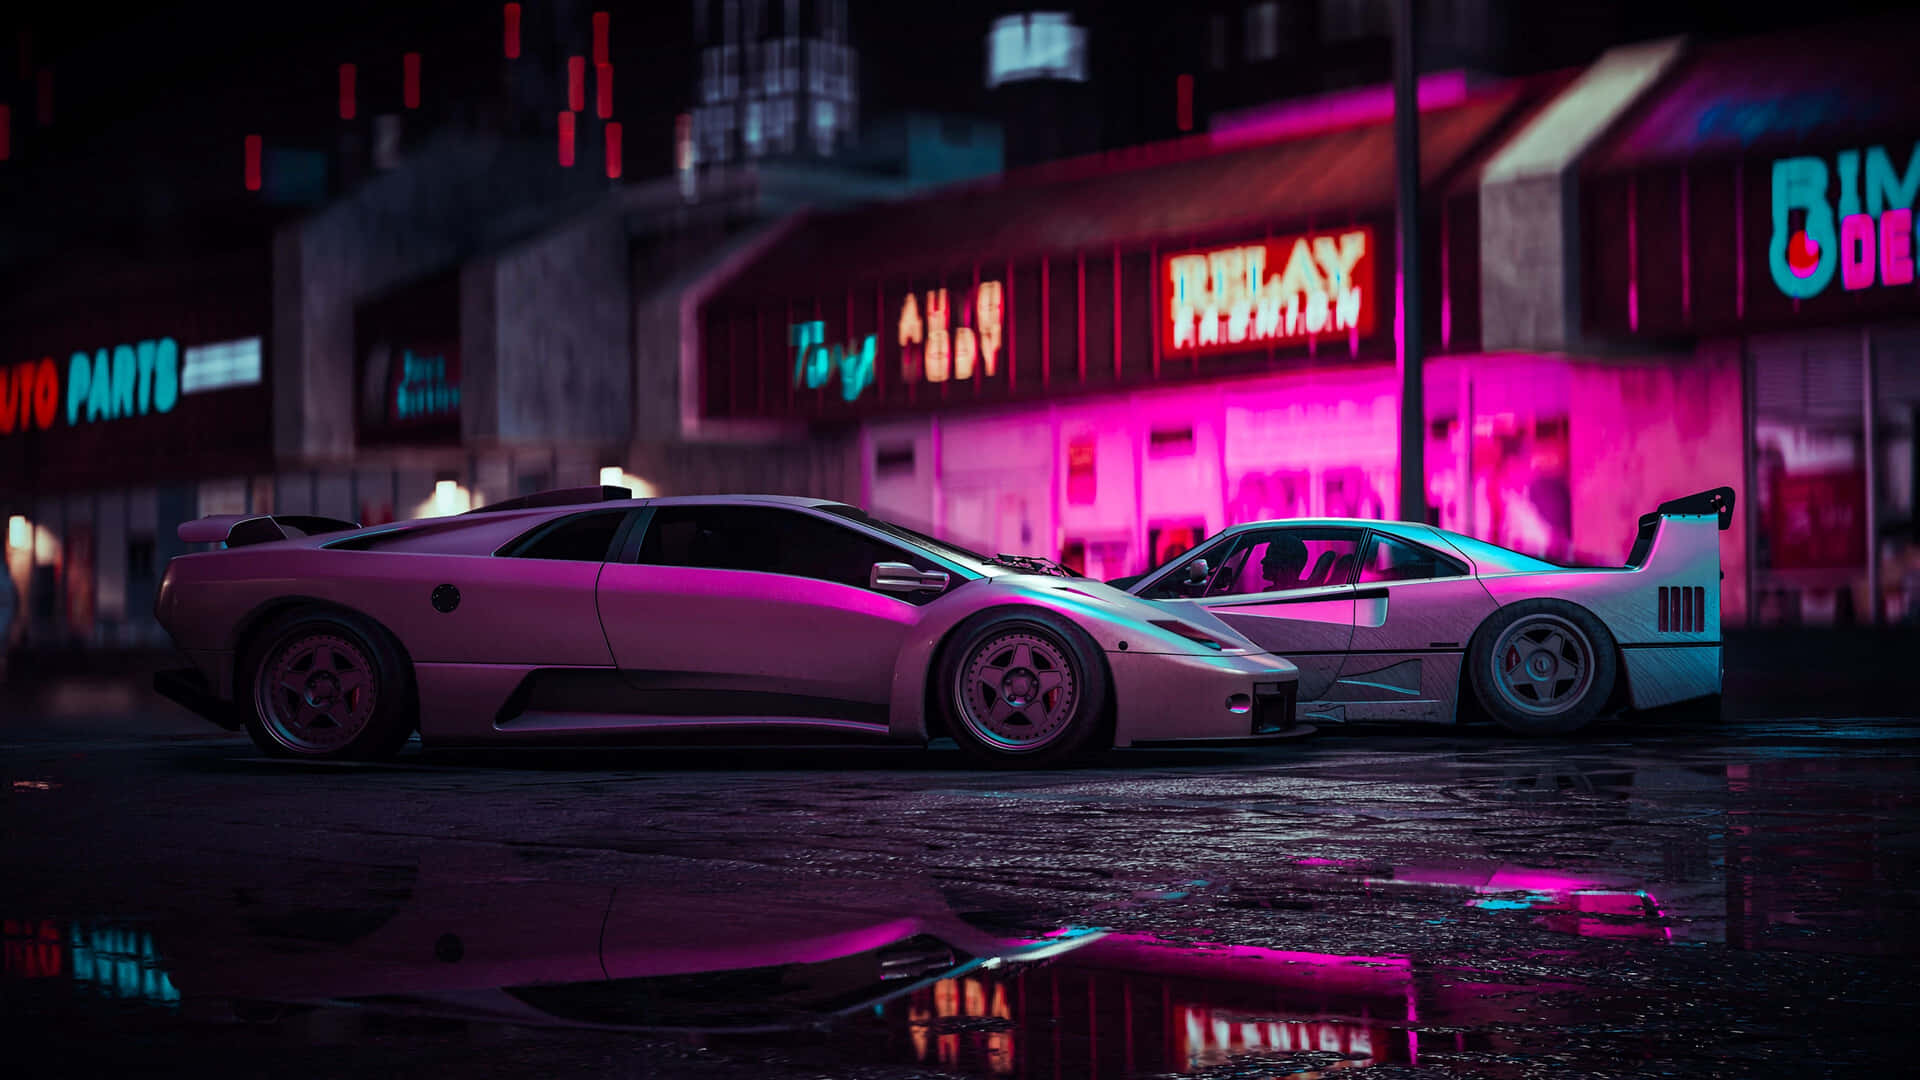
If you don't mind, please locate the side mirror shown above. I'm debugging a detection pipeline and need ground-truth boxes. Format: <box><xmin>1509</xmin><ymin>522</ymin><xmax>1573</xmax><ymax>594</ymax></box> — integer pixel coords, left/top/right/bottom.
<box><xmin>870</xmin><ymin>561</ymin><xmax>951</xmax><ymax>594</ymax></box>
<box><xmin>1182</xmin><ymin>558</ymin><xmax>1211</xmax><ymax>587</ymax></box>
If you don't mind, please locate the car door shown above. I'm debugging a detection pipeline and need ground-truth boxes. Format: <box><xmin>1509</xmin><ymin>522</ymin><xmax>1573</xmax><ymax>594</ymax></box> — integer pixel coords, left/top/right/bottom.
<box><xmin>594</xmin><ymin>504</ymin><xmax>939</xmax><ymax>728</ymax></box>
<box><xmin>1326</xmin><ymin>529</ymin><xmax>1497</xmax><ymax>722</ymax></box>
<box><xmin>1141</xmin><ymin>526</ymin><xmax>1367</xmax><ymax>701</ymax></box>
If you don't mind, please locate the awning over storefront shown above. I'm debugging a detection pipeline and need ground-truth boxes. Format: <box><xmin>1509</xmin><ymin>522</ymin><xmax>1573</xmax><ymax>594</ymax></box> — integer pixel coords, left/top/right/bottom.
<box><xmin>1582</xmin><ymin>13</ymin><xmax>1920</xmax><ymax>338</ymax></box>
<box><xmin>702</xmin><ymin>74</ymin><xmax>1562</xmax><ymax>421</ymax></box>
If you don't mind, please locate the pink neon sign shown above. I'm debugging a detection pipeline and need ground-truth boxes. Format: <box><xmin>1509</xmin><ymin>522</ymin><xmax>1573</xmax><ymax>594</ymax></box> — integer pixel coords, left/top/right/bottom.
<box><xmin>1162</xmin><ymin>227</ymin><xmax>1376</xmax><ymax>355</ymax></box>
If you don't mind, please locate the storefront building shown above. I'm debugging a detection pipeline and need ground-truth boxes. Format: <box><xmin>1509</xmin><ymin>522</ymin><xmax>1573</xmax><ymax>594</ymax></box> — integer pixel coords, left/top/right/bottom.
<box><xmin>0</xmin><ymin>250</ymin><xmax>275</xmax><ymax>650</ymax></box>
<box><xmin>696</xmin><ymin>69</ymin><xmax>1711</xmax><ymax>589</ymax></box>
<box><xmin>1574</xmin><ymin>13</ymin><xmax>1920</xmax><ymax>624</ymax></box>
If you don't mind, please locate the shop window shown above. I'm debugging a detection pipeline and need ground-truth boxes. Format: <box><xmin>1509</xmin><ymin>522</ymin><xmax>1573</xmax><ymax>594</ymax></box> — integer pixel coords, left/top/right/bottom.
<box><xmin>1357</xmin><ymin>533</ymin><xmax>1466</xmax><ymax>584</ymax></box>
<box><xmin>500</xmin><ymin>510</ymin><xmax>629</xmax><ymax>562</ymax></box>
<box><xmin>636</xmin><ymin>506</ymin><xmax>940</xmax><ymax>599</ymax></box>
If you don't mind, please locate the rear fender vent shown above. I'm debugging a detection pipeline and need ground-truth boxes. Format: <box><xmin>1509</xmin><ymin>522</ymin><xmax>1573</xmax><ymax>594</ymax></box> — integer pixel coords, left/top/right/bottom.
<box><xmin>1656</xmin><ymin>586</ymin><xmax>1708</xmax><ymax>632</ymax></box>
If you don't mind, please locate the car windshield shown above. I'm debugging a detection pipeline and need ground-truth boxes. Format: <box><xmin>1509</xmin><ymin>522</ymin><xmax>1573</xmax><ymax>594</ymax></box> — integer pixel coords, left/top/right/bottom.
<box><xmin>1133</xmin><ymin>530</ymin><xmax>1224</xmax><ymax>586</ymax></box>
<box><xmin>819</xmin><ymin>505</ymin><xmax>995</xmax><ymax>569</ymax></box>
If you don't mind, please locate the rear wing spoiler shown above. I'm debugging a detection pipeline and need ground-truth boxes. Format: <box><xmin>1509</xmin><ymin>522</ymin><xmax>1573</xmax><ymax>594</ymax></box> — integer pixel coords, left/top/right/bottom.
<box><xmin>177</xmin><ymin>514</ymin><xmax>362</xmax><ymax>548</ymax></box>
<box><xmin>1626</xmin><ymin>486</ymin><xmax>1735</xmax><ymax>569</ymax></box>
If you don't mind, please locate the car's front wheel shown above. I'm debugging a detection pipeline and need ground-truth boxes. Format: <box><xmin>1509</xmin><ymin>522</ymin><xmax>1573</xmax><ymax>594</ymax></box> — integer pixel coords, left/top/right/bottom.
<box><xmin>940</xmin><ymin>610</ymin><xmax>1108</xmax><ymax>768</ymax></box>
<box><xmin>1468</xmin><ymin>599</ymin><xmax>1618</xmax><ymax>736</ymax></box>
<box><xmin>240</xmin><ymin>608</ymin><xmax>415</xmax><ymax>760</ymax></box>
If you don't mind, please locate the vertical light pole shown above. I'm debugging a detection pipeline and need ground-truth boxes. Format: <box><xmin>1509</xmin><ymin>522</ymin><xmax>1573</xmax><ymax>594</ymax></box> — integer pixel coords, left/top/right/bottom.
<box><xmin>1392</xmin><ymin>0</ymin><xmax>1426</xmax><ymax>523</ymax></box>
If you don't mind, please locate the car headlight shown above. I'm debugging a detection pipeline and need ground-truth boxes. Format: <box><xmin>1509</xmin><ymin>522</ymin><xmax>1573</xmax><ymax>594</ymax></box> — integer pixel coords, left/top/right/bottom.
<box><xmin>1150</xmin><ymin>619</ymin><xmax>1226</xmax><ymax>650</ymax></box>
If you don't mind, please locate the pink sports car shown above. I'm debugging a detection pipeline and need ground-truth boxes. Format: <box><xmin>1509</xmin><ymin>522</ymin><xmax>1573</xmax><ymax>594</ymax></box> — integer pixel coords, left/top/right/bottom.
<box><xmin>153</xmin><ymin>487</ymin><xmax>1300</xmax><ymax>765</ymax></box>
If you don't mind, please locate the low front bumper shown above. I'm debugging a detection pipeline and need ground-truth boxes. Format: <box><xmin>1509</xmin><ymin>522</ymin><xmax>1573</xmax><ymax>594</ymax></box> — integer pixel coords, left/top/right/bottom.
<box><xmin>1107</xmin><ymin>650</ymin><xmax>1301</xmax><ymax>746</ymax></box>
<box><xmin>153</xmin><ymin>667</ymin><xmax>243</xmax><ymax>731</ymax></box>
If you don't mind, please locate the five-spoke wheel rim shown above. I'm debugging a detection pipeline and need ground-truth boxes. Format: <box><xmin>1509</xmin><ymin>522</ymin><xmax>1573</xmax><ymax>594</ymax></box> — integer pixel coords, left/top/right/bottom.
<box><xmin>254</xmin><ymin>632</ymin><xmax>378</xmax><ymax>754</ymax></box>
<box><xmin>955</xmin><ymin>629</ymin><xmax>1079</xmax><ymax>752</ymax></box>
<box><xmin>1490</xmin><ymin>614</ymin><xmax>1595</xmax><ymax>717</ymax></box>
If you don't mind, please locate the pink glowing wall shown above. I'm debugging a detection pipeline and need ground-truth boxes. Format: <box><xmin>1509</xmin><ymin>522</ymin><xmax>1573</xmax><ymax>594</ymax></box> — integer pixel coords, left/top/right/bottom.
<box><xmin>1568</xmin><ymin>342</ymin><xmax>1748</xmax><ymax>620</ymax></box>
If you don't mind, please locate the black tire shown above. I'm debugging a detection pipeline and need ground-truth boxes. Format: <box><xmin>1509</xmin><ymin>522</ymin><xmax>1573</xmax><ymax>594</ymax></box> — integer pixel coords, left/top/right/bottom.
<box><xmin>238</xmin><ymin>607</ymin><xmax>416</xmax><ymax>761</ymax></box>
<box><xmin>937</xmin><ymin>609</ymin><xmax>1109</xmax><ymax>768</ymax></box>
<box><xmin>1468</xmin><ymin>599</ymin><xmax>1618</xmax><ymax>736</ymax></box>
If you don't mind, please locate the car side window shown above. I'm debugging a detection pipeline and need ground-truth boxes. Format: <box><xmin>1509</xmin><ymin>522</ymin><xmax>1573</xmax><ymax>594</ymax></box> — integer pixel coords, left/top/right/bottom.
<box><xmin>1205</xmin><ymin>528</ymin><xmax>1365</xmax><ymax>597</ymax></box>
<box><xmin>636</xmin><ymin>506</ymin><xmax>941</xmax><ymax>599</ymax></box>
<box><xmin>1358</xmin><ymin>533</ymin><xmax>1466</xmax><ymax>584</ymax></box>
<box><xmin>501</xmin><ymin>510</ymin><xmax>629</xmax><ymax>561</ymax></box>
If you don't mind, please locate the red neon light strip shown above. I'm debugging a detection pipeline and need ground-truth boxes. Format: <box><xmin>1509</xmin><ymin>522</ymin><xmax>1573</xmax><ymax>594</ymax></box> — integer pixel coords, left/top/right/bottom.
<box><xmin>604</xmin><ymin>121</ymin><xmax>622</xmax><ymax>178</ymax></box>
<box><xmin>557</xmin><ymin>111</ymin><xmax>575</xmax><ymax>166</ymax></box>
<box><xmin>596</xmin><ymin>63</ymin><xmax>613</xmax><ymax>119</ymax></box>
<box><xmin>1112</xmin><ymin>247</ymin><xmax>1122</xmax><ymax>380</ymax></box>
<box><xmin>504</xmin><ymin>4</ymin><xmax>522</xmax><ymax>59</ymax></box>
<box><xmin>592</xmin><ymin>11</ymin><xmax>610</xmax><ymax>66</ymax></box>
<box><xmin>403</xmin><ymin>52</ymin><xmax>420</xmax><ymax>109</ymax></box>
<box><xmin>1041</xmin><ymin>257</ymin><xmax>1051</xmax><ymax>388</ymax></box>
<box><xmin>1005</xmin><ymin>260</ymin><xmax>1015</xmax><ymax>389</ymax></box>
<box><xmin>1626</xmin><ymin>177</ymin><xmax>1639</xmax><ymax>332</ymax></box>
<box><xmin>1150</xmin><ymin>243</ymin><xmax>1161</xmax><ymax>378</ymax></box>
<box><xmin>244</xmin><ymin>134</ymin><xmax>261</xmax><ymax>190</ymax></box>
<box><xmin>567</xmin><ymin>56</ymin><xmax>585</xmax><ymax>112</ymax></box>
<box><xmin>1440</xmin><ymin>203</ymin><xmax>1452</xmax><ymax>348</ymax></box>
<box><xmin>1734</xmin><ymin>159</ymin><xmax>1746</xmax><ymax>319</ymax></box>
<box><xmin>338</xmin><ymin>63</ymin><xmax>356</xmax><ymax>120</ymax></box>
<box><xmin>1176</xmin><ymin>74</ymin><xmax>1193</xmax><ymax>132</ymax></box>
<box><xmin>1077</xmin><ymin>253</ymin><xmax>1086</xmax><ymax>382</ymax></box>
<box><xmin>1680</xmin><ymin>166</ymin><xmax>1691</xmax><ymax>323</ymax></box>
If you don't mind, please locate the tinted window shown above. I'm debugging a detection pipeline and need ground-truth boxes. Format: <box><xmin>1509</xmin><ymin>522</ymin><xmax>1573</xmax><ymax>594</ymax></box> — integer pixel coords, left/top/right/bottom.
<box><xmin>1205</xmin><ymin>528</ymin><xmax>1364</xmax><ymax>597</ymax></box>
<box><xmin>507</xmin><ymin>510</ymin><xmax>628</xmax><ymax>561</ymax></box>
<box><xmin>1359</xmin><ymin>534</ymin><xmax>1466</xmax><ymax>583</ymax></box>
<box><xmin>637</xmin><ymin>506</ymin><xmax>938</xmax><ymax>596</ymax></box>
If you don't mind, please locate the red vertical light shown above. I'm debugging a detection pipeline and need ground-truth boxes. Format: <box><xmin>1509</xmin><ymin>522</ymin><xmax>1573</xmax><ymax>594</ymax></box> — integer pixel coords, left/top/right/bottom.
<box><xmin>1176</xmin><ymin>74</ymin><xmax>1193</xmax><ymax>132</ymax></box>
<box><xmin>567</xmin><ymin>56</ymin><xmax>585</xmax><ymax>112</ymax></box>
<box><xmin>35</xmin><ymin>67</ymin><xmax>52</xmax><ymax>126</ymax></box>
<box><xmin>244</xmin><ymin>135</ymin><xmax>262</xmax><ymax>191</ymax></box>
<box><xmin>503</xmin><ymin>4</ymin><xmax>522</xmax><ymax>59</ymax></box>
<box><xmin>338</xmin><ymin>63</ymin><xmax>357</xmax><ymax>120</ymax></box>
<box><xmin>0</xmin><ymin>105</ymin><xmax>10</xmax><ymax>161</ymax></box>
<box><xmin>596</xmin><ymin>63</ymin><xmax>613</xmax><ymax>119</ymax></box>
<box><xmin>403</xmin><ymin>52</ymin><xmax>421</xmax><ymax>109</ymax></box>
<box><xmin>557</xmin><ymin>111</ymin><xmax>575</xmax><ymax>166</ymax></box>
<box><xmin>592</xmin><ymin>11</ymin><xmax>610</xmax><ymax>66</ymax></box>
<box><xmin>605</xmin><ymin>121</ymin><xmax>622</xmax><ymax>179</ymax></box>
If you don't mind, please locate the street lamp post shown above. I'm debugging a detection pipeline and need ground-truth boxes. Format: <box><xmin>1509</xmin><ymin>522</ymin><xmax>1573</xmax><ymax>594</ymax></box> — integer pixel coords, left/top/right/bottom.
<box><xmin>1393</xmin><ymin>0</ymin><xmax>1427</xmax><ymax>524</ymax></box>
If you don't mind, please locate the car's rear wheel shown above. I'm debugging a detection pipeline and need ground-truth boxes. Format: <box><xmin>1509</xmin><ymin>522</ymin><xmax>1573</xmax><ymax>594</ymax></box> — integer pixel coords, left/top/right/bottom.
<box><xmin>940</xmin><ymin>611</ymin><xmax>1107</xmax><ymax>768</ymax></box>
<box><xmin>240</xmin><ymin>609</ymin><xmax>415</xmax><ymax>760</ymax></box>
<box><xmin>1469</xmin><ymin>599</ymin><xmax>1618</xmax><ymax>736</ymax></box>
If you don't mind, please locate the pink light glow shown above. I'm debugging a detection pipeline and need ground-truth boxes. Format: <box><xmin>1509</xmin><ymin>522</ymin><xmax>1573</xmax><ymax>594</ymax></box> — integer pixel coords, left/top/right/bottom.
<box><xmin>604</xmin><ymin>121</ymin><xmax>621</xmax><ymax>179</ymax></box>
<box><xmin>567</xmin><ymin>56</ymin><xmax>585</xmax><ymax>112</ymax></box>
<box><xmin>596</xmin><ymin>62</ymin><xmax>613</xmax><ymax>119</ymax></box>
<box><xmin>1210</xmin><ymin>70</ymin><xmax>1470</xmax><ymax>148</ymax></box>
<box><xmin>1176</xmin><ymin>73</ymin><xmax>1193</xmax><ymax>132</ymax></box>
<box><xmin>503</xmin><ymin>4</ymin><xmax>521</xmax><ymax>59</ymax></box>
<box><xmin>1882</xmin><ymin>208</ymin><xmax>1915</xmax><ymax>286</ymax></box>
<box><xmin>0</xmin><ymin>104</ymin><xmax>9</xmax><ymax>161</ymax></box>
<box><xmin>1627</xmin><ymin>179</ymin><xmax>1639</xmax><ymax>330</ymax></box>
<box><xmin>1840</xmin><ymin>212</ymin><xmax>1877</xmax><ymax>290</ymax></box>
<box><xmin>557</xmin><ymin>110</ymin><xmax>574</xmax><ymax>166</ymax></box>
<box><xmin>592</xmin><ymin>11</ymin><xmax>610</xmax><ymax>66</ymax></box>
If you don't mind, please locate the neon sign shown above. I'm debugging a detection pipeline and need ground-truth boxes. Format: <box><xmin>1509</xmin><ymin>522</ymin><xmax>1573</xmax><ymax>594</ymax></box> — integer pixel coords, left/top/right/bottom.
<box><xmin>393</xmin><ymin>349</ymin><xmax>459</xmax><ymax>420</ymax></box>
<box><xmin>897</xmin><ymin>280</ymin><xmax>1003</xmax><ymax>384</ymax></box>
<box><xmin>0</xmin><ymin>358</ymin><xmax>59</xmax><ymax>434</ymax></box>
<box><xmin>790</xmin><ymin>321</ymin><xmax>876</xmax><ymax>401</ymax></box>
<box><xmin>986</xmin><ymin>13</ymin><xmax>1087</xmax><ymax>89</ymax></box>
<box><xmin>66</xmin><ymin>338</ymin><xmax>180</xmax><ymax>425</ymax></box>
<box><xmin>1162</xmin><ymin>228</ymin><xmax>1375</xmax><ymax>354</ymax></box>
<box><xmin>1769</xmin><ymin>140</ymin><xmax>1918</xmax><ymax>299</ymax></box>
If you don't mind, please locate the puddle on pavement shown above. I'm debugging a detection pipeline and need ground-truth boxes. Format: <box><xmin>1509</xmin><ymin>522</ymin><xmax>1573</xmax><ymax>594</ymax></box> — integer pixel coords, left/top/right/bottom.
<box><xmin>3</xmin><ymin>756</ymin><xmax>1914</xmax><ymax>1076</ymax></box>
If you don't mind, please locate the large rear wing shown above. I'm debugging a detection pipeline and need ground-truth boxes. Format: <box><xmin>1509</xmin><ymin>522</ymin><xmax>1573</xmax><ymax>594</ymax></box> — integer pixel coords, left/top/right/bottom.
<box><xmin>177</xmin><ymin>514</ymin><xmax>362</xmax><ymax>548</ymax></box>
<box><xmin>1626</xmin><ymin>486</ymin><xmax>1735</xmax><ymax>570</ymax></box>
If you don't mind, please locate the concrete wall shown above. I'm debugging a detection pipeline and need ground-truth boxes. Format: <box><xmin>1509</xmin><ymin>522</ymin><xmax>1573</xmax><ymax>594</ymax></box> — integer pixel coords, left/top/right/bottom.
<box><xmin>1479</xmin><ymin>174</ymin><xmax>1580</xmax><ymax>352</ymax></box>
<box><xmin>1569</xmin><ymin>344</ymin><xmax>1749</xmax><ymax>621</ymax></box>
<box><xmin>482</xmin><ymin>211</ymin><xmax>631</xmax><ymax>445</ymax></box>
<box><xmin>273</xmin><ymin>133</ymin><xmax>605</xmax><ymax>462</ymax></box>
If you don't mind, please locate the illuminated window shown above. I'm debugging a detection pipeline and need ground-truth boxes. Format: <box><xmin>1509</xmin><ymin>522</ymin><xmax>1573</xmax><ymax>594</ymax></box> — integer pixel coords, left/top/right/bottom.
<box><xmin>744</xmin><ymin>100</ymin><xmax>764</xmax><ymax>156</ymax></box>
<box><xmin>1246</xmin><ymin>3</ymin><xmax>1280</xmax><ymax>62</ymax></box>
<box><xmin>812</xmin><ymin>99</ymin><xmax>836</xmax><ymax>156</ymax></box>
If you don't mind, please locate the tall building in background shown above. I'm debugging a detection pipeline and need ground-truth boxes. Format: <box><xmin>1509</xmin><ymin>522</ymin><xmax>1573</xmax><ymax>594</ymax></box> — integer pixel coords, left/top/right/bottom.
<box><xmin>982</xmin><ymin>9</ymin><xmax>1097</xmax><ymax>168</ymax></box>
<box><xmin>690</xmin><ymin>0</ymin><xmax>859</xmax><ymax>168</ymax></box>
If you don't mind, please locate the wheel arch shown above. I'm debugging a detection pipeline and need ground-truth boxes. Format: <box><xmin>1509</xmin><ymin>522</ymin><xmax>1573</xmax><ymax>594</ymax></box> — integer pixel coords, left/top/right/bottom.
<box><xmin>230</xmin><ymin>596</ymin><xmax>420</xmax><ymax>709</ymax></box>
<box><xmin>920</xmin><ymin>603</ymin><xmax>1118</xmax><ymax>751</ymax></box>
<box><xmin>1458</xmin><ymin>595</ymin><xmax>1626</xmax><ymax>723</ymax></box>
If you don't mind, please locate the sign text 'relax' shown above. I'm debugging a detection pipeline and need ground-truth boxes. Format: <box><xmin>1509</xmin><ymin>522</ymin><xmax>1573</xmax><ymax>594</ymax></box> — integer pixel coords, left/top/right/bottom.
<box><xmin>1163</xmin><ymin>228</ymin><xmax>1375</xmax><ymax>354</ymax></box>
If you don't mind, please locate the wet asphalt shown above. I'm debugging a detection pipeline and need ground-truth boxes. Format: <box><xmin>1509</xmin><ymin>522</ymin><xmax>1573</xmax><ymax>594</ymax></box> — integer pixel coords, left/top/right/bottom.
<box><xmin>1</xmin><ymin>683</ymin><xmax>1916</xmax><ymax>1078</ymax></box>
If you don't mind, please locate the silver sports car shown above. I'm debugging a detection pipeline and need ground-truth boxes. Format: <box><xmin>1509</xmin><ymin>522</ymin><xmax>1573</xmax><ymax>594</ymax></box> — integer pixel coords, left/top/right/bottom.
<box><xmin>1117</xmin><ymin>487</ymin><xmax>1734</xmax><ymax>734</ymax></box>
<box><xmin>153</xmin><ymin>488</ymin><xmax>1299</xmax><ymax>765</ymax></box>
